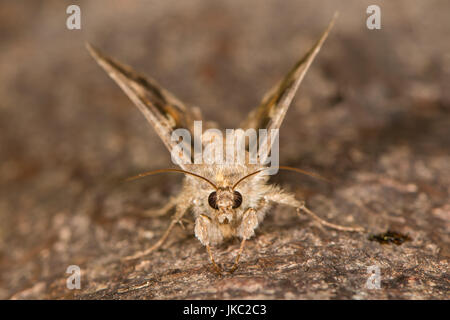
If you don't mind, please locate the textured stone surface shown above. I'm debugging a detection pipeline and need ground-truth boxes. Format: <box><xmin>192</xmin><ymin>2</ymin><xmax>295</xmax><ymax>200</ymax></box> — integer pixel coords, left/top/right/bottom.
<box><xmin>0</xmin><ymin>0</ymin><xmax>448</xmax><ymax>299</ymax></box>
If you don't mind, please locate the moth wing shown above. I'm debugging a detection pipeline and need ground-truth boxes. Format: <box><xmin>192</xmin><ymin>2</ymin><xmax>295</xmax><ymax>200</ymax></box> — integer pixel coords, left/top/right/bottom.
<box><xmin>86</xmin><ymin>44</ymin><xmax>201</xmax><ymax>168</ymax></box>
<box><xmin>240</xmin><ymin>15</ymin><xmax>336</xmax><ymax>135</ymax></box>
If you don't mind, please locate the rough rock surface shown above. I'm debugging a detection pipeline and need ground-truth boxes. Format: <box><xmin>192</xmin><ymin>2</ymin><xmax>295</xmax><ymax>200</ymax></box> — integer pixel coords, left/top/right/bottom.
<box><xmin>0</xmin><ymin>0</ymin><xmax>448</xmax><ymax>299</ymax></box>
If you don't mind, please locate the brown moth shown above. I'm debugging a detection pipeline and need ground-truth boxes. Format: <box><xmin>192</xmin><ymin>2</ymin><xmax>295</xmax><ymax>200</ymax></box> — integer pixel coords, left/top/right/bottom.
<box><xmin>87</xmin><ymin>15</ymin><xmax>364</xmax><ymax>274</ymax></box>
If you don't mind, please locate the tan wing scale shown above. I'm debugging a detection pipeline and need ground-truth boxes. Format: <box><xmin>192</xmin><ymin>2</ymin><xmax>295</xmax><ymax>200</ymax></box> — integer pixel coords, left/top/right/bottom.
<box><xmin>86</xmin><ymin>43</ymin><xmax>201</xmax><ymax>167</ymax></box>
<box><xmin>240</xmin><ymin>14</ymin><xmax>337</xmax><ymax>162</ymax></box>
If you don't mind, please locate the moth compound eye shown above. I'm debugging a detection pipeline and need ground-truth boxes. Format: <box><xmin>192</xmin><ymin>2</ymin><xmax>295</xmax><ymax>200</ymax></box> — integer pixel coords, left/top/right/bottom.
<box><xmin>232</xmin><ymin>191</ymin><xmax>243</xmax><ymax>209</ymax></box>
<box><xmin>208</xmin><ymin>191</ymin><xmax>218</xmax><ymax>209</ymax></box>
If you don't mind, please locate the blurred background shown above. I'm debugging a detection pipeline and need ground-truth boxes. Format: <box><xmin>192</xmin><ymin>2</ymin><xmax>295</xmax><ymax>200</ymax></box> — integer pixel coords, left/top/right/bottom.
<box><xmin>0</xmin><ymin>0</ymin><xmax>448</xmax><ymax>299</ymax></box>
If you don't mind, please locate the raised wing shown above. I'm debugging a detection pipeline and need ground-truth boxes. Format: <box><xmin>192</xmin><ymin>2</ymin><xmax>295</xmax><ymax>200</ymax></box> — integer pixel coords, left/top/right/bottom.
<box><xmin>240</xmin><ymin>14</ymin><xmax>337</xmax><ymax>163</ymax></box>
<box><xmin>86</xmin><ymin>43</ymin><xmax>201</xmax><ymax>168</ymax></box>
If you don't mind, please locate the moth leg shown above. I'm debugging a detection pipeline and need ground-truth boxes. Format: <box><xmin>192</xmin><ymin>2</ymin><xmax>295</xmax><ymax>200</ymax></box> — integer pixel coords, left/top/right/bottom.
<box><xmin>195</xmin><ymin>214</ymin><xmax>223</xmax><ymax>274</ymax></box>
<box><xmin>206</xmin><ymin>244</ymin><xmax>223</xmax><ymax>275</ymax></box>
<box><xmin>143</xmin><ymin>196</ymin><xmax>177</xmax><ymax>217</ymax></box>
<box><xmin>266</xmin><ymin>190</ymin><xmax>365</xmax><ymax>232</ymax></box>
<box><xmin>123</xmin><ymin>200</ymin><xmax>190</xmax><ymax>261</ymax></box>
<box><xmin>298</xmin><ymin>203</ymin><xmax>365</xmax><ymax>232</ymax></box>
<box><xmin>228</xmin><ymin>238</ymin><xmax>247</xmax><ymax>274</ymax></box>
<box><xmin>229</xmin><ymin>208</ymin><xmax>257</xmax><ymax>273</ymax></box>
<box><xmin>178</xmin><ymin>217</ymin><xmax>194</xmax><ymax>230</ymax></box>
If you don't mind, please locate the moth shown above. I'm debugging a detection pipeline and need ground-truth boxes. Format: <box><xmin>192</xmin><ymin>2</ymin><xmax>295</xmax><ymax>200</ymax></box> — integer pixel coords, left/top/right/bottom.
<box><xmin>87</xmin><ymin>15</ymin><xmax>364</xmax><ymax>274</ymax></box>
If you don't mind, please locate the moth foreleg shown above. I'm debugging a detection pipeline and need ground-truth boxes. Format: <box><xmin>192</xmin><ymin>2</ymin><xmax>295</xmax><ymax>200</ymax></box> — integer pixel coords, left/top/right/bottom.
<box><xmin>206</xmin><ymin>244</ymin><xmax>223</xmax><ymax>275</ymax></box>
<box><xmin>228</xmin><ymin>238</ymin><xmax>246</xmax><ymax>274</ymax></box>
<box><xmin>196</xmin><ymin>214</ymin><xmax>223</xmax><ymax>274</ymax></box>
<box><xmin>123</xmin><ymin>199</ymin><xmax>191</xmax><ymax>261</ymax></box>
<box><xmin>265</xmin><ymin>189</ymin><xmax>365</xmax><ymax>233</ymax></box>
<box><xmin>231</xmin><ymin>208</ymin><xmax>257</xmax><ymax>273</ymax></box>
<box><xmin>196</xmin><ymin>208</ymin><xmax>258</xmax><ymax>274</ymax></box>
<box><xmin>236</xmin><ymin>208</ymin><xmax>258</xmax><ymax>239</ymax></box>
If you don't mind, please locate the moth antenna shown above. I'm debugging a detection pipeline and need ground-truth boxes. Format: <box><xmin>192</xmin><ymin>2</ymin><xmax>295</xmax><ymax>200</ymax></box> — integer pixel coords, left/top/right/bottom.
<box><xmin>125</xmin><ymin>168</ymin><xmax>218</xmax><ymax>190</ymax></box>
<box><xmin>232</xmin><ymin>165</ymin><xmax>332</xmax><ymax>190</ymax></box>
<box><xmin>278</xmin><ymin>165</ymin><xmax>333</xmax><ymax>184</ymax></box>
<box><xmin>232</xmin><ymin>170</ymin><xmax>264</xmax><ymax>190</ymax></box>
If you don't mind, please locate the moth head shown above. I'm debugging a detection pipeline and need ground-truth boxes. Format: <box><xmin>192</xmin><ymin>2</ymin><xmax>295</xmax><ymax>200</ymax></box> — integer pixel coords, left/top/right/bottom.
<box><xmin>206</xmin><ymin>169</ymin><xmax>262</xmax><ymax>223</ymax></box>
<box><xmin>126</xmin><ymin>167</ymin><xmax>263</xmax><ymax>224</ymax></box>
<box><xmin>207</xmin><ymin>187</ymin><xmax>242</xmax><ymax>224</ymax></box>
